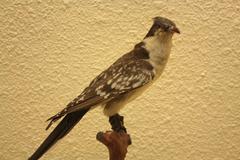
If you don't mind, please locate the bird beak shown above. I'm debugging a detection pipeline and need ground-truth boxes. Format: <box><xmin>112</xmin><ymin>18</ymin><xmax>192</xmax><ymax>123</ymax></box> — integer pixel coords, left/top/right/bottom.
<box><xmin>169</xmin><ymin>26</ymin><xmax>180</xmax><ymax>34</ymax></box>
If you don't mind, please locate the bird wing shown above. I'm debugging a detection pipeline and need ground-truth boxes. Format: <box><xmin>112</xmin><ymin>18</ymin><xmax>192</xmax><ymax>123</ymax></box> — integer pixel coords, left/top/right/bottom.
<box><xmin>46</xmin><ymin>58</ymin><xmax>154</xmax><ymax>129</ymax></box>
<box><xmin>29</xmin><ymin>44</ymin><xmax>155</xmax><ymax>159</ymax></box>
<box><xmin>30</xmin><ymin>59</ymin><xmax>155</xmax><ymax>160</ymax></box>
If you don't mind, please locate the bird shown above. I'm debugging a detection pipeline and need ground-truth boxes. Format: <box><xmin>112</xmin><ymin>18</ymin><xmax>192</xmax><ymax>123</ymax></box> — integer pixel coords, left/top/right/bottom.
<box><xmin>29</xmin><ymin>16</ymin><xmax>180</xmax><ymax>160</ymax></box>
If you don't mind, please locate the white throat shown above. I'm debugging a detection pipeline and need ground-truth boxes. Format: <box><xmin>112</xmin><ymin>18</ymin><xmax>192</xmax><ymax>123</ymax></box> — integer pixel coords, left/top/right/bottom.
<box><xmin>143</xmin><ymin>34</ymin><xmax>173</xmax><ymax>76</ymax></box>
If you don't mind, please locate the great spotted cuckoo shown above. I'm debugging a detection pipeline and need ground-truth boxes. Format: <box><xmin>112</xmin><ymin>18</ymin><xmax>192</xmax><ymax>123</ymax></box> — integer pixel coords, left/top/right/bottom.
<box><xmin>29</xmin><ymin>16</ymin><xmax>180</xmax><ymax>160</ymax></box>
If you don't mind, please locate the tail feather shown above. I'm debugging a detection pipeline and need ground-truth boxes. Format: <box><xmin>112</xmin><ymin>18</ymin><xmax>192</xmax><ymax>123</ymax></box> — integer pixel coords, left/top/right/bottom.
<box><xmin>28</xmin><ymin>108</ymin><xmax>89</xmax><ymax>160</ymax></box>
<box><xmin>45</xmin><ymin>114</ymin><xmax>62</xmax><ymax>130</ymax></box>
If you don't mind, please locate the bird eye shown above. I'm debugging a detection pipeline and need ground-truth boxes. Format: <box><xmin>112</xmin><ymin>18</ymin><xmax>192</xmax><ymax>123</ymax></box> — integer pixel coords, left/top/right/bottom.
<box><xmin>165</xmin><ymin>25</ymin><xmax>170</xmax><ymax>31</ymax></box>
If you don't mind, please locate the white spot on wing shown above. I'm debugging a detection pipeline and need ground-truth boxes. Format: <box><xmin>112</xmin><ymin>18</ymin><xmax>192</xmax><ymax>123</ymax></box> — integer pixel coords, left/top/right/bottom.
<box><xmin>128</xmin><ymin>75</ymin><xmax>134</xmax><ymax>81</ymax></box>
<box><xmin>76</xmin><ymin>96</ymin><xmax>84</xmax><ymax>103</ymax></box>
<box><xmin>113</xmin><ymin>73</ymin><xmax>120</xmax><ymax>79</ymax></box>
<box><xmin>132</xmin><ymin>81</ymin><xmax>143</xmax><ymax>88</ymax></box>
<box><xmin>111</xmin><ymin>82</ymin><xmax>117</xmax><ymax>89</ymax></box>
<box><xmin>107</xmin><ymin>79</ymin><xmax>113</xmax><ymax>85</ymax></box>
<box><xmin>116</xmin><ymin>76</ymin><xmax>123</xmax><ymax>82</ymax></box>
<box><xmin>119</xmin><ymin>85</ymin><xmax>126</xmax><ymax>90</ymax></box>
<box><xmin>114</xmin><ymin>84</ymin><xmax>121</xmax><ymax>90</ymax></box>
<box><xmin>118</xmin><ymin>67</ymin><xmax>123</xmax><ymax>72</ymax></box>
<box><xmin>96</xmin><ymin>85</ymin><xmax>104</xmax><ymax>90</ymax></box>
<box><xmin>104</xmin><ymin>93</ymin><xmax>110</xmax><ymax>99</ymax></box>
<box><xmin>103</xmin><ymin>73</ymin><xmax>107</xmax><ymax>79</ymax></box>
<box><xmin>96</xmin><ymin>89</ymin><xmax>107</xmax><ymax>97</ymax></box>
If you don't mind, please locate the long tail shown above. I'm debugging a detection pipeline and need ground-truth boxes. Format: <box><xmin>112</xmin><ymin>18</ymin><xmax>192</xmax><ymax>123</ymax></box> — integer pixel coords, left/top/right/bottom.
<box><xmin>28</xmin><ymin>108</ymin><xmax>89</xmax><ymax>160</ymax></box>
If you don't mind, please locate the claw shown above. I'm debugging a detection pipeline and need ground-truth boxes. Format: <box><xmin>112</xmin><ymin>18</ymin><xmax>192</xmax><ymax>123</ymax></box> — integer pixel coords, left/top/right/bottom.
<box><xmin>109</xmin><ymin>114</ymin><xmax>127</xmax><ymax>133</ymax></box>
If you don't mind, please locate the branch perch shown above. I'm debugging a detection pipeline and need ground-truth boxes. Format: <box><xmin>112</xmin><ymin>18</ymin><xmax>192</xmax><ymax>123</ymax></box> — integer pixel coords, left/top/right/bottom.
<box><xmin>96</xmin><ymin>114</ymin><xmax>131</xmax><ymax>160</ymax></box>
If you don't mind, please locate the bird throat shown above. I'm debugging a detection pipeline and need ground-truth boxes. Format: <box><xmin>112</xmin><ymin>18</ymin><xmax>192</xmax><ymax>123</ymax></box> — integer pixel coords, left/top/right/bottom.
<box><xmin>143</xmin><ymin>35</ymin><xmax>173</xmax><ymax>76</ymax></box>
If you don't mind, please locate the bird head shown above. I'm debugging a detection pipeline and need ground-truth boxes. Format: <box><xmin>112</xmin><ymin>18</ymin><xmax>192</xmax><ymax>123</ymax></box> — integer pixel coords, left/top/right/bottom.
<box><xmin>145</xmin><ymin>17</ymin><xmax>180</xmax><ymax>39</ymax></box>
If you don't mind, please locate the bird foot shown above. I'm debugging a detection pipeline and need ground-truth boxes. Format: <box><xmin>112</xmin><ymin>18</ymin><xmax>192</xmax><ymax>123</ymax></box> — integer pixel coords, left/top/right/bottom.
<box><xmin>109</xmin><ymin>114</ymin><xmax>127</xmax><ymax>133</ymax></box>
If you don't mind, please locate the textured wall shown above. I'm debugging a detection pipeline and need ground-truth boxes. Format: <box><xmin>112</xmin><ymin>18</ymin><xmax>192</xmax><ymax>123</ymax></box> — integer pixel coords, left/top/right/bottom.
<box><xmin>0</xmin><ymin>0</ymin><xmax>240</xmax><ymax>160</ymax></box>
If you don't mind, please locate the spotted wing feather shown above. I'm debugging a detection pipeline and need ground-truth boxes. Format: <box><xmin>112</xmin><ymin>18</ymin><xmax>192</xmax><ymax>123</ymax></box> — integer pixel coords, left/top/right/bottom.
<box><xmin>47</xmin><ymin>44</ymin><xmax>154</xmax><ymax>128</ymax></box>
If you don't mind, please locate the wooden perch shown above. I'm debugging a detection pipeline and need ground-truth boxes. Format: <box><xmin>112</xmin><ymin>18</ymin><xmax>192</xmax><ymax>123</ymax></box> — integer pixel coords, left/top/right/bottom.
<box><xmin>96</xmin><ymin>114</ymin><xmax>131</xmax><ymax>160</ymax></box>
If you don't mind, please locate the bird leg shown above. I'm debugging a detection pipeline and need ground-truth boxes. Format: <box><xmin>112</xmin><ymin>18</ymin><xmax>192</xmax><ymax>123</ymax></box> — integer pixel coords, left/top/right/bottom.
<box><xmin>109</xmin><ymin>114</ymin><xmax>127</xmax><ymax>133</ymax></box>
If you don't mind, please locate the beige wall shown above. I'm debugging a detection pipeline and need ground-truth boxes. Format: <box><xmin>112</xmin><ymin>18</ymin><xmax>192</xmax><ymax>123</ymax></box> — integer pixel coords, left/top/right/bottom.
<box><xmin>0</xmin><ymin>0</ymin><xmax>240</xmax><ymax>160</ymax></box>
